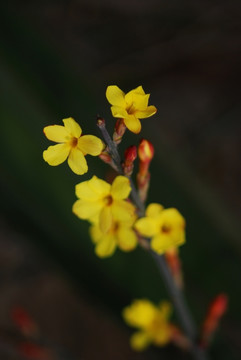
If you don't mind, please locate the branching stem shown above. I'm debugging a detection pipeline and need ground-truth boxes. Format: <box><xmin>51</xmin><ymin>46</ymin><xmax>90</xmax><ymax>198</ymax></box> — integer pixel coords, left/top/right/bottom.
<box><xmin>97</xmin><ymin>116</ymin><xmax>210</xmax><ymax>360</ymax></box>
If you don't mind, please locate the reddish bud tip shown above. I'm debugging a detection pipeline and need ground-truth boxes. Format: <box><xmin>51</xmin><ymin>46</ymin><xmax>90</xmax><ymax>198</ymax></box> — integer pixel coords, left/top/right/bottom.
<box><xmin>11</xmin><ymin>307</ymin><xmax>37</xmax><ymax>335</ymax></box>
<box><xmin>200</xmin><ymin>293</ymin><xmax>228</xmax><ymax>347</ymax></box>
<box><xmin>209</xmin><ymin>293</ymin><xmax>228</xmax><ymax>318</ymax></box>
<box><xmin>114</xmin><ymin>118</ymin><xmax>126</xmax><ymax>135</ymax></box>
<box><xmin>138</xmin><ymin>139</ymin><xmax>154</xmax><ymax>162</ymax></box>
<box><xmin>124</xmin><ymin>145</ymin><xmax>137</xmax><ymax>162</ymax></box>
<box><xmin>18</xmin><ymin>342</ymin><xmax>50</xmax><ymax>360</ymax></box>
<box><xmin>97</xmin><ymin>116</ymin><xmax>105</xmax><ymax>127</ymax></box>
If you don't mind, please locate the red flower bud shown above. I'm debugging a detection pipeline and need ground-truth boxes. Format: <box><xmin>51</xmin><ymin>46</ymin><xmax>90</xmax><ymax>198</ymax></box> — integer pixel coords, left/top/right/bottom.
<box><xmin>138</xmin><ymin>139</ymin><xmax>154</xmax><ymax>163</ymax></box>
<box><xmin>96</xmin><ymin>116</ymin><xmax>105</xmax><ymax>127</ymax></box>
<box><xmin>124</xmin><ymin>145</ymin><xmax>137</xmax><ymax>163</ymax></box>
<box><xmin>200</xmin><ymin>293</ymin><xmax>228</xmax><ymax>347</ymax></box>
<box><xmin>207</xmin><ymin>293</ymin><xmax>228</xmax><ymax>319</ymax></box>
<box><xmin>123</xmin><ymin>146</ymin><xmax>137</xmax><ymax>176</ymax></box>
<box><xmin>11</xmin><ymin>307</ymin><xmax>38</xmax><ymax>337</ymax></box>
<box><xmin>18</xmin><ymin>342</ymin><xmax>51</xmax><ymax>360</ymax></box>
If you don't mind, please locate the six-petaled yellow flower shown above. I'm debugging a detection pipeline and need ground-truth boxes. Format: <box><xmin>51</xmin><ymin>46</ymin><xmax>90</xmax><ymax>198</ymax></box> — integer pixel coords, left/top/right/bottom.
<box><xmin>43</xmin><ymin>117</ymin><xmax>103</xmax><ymax>175</ymax></box>
<box><xmin>106</xmin><ymin>85</ymin><xmax>157</xmax><ymax>134</ymax></box>
<box><xmin>72</xmin><ymin>175</ymin><xmax>136</xmax><ymax>233</ymax></box>
<box><xmin>135</xmin><ymin>203</ymin><xmax>185</xmax><ymax>254</ymax></box>
<box><xmin>123</xmin><ymin>299</ymin><xmax>172</xmax><ymax>351</ymax></box>
<box><xmin>90</xmin><ymin>217</ymin><xmax>138</xmax><ymax>258</ymax></box>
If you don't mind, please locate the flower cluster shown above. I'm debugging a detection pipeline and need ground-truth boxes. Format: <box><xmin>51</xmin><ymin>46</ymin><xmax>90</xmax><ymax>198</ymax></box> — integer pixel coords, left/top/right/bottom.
<box><xmin>123</xmin><ymin>299</ymin><xmax>173</xmax><ymax>351</ymax></box>
<box><xmin>72</xmin><ymin>175</ymin><xmax>137</xmax><ymax>257</ymax></box>
<box><xmin>42</xmin><ymin>85</ymin><xmax>225</xmax><ymax>358</ymax></box>
<box><xmin>43</xmin><ymin>86</ymin><xmax>185</xmax><ymax>260</ymax></box>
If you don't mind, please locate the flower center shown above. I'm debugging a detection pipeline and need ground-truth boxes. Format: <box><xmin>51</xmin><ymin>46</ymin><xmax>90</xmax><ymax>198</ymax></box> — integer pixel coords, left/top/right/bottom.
<box><xmin>104</xmin><ymin>195</ymin><xmax>113</xmax><ymax>206</ymax></box>
<box><xmin>126</xmin><ymin>103</ymin><xmax>136</xmax><ymax>115</ymax></box>
<box><xmin>161</xmin><ymin>224</ymin><xmax>171</xmax><ymax>234</ymax></box>
<box><xmin>70</xmin><ymin>137</ymin><xmax>78</xmax><ymax>148</ymax></box>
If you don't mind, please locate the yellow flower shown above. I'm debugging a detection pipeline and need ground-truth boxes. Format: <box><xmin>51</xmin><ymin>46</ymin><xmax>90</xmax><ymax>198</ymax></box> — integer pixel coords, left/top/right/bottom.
<box><xmin>89</xmin><ymin>217</ymin><xmax>138</xmax><ymax>258</ymax></box>
<box><xmin>43</xmin><ymin>117</ymin><xmax>103</xmax><ymax>175</ymax></box>
<box><xmin>123</xmin><ymin>299</ymin><xmax>172</xmax><ymax>351</ymax></box>
<box><xmin>106</xmin><ymin>85</ymin><xmax>157</xmax><ymax>134</ymax></box>
<box><xmin>73</xmin><ymin>175</ymin><xmax>136</xmax><ymax>233</ymax></box>
<box><xmin>135</xmin><ymin>203</ymin><xmax>185</xmax><ymax>254</ymax></box>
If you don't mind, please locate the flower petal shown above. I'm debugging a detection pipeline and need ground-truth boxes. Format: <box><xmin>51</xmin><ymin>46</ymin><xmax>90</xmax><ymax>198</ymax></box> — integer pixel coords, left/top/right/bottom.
<box><xmin>135</xmin><ymin>105</ymin><xmax>157</xmax><ymax>119</ymax></box>
<box><xmin>67</xmin><ymin>148</ymin><xmax>88</xmax><ymax>175</ymax></box>
<box><xmin>151</xmin><ymin>234</ymin><xmax>174</xmax><ymax>254</ymax></box>
<box><xmin>117</xmin><ymin>227</ymin><xmax>137</xmax><ymax>251</ymax></box>
<box><xmin>111</xmin><ymin>176</ymin><xmax>131</xmax><ymax>200</ymax></box>
<box><xmin>75</xmin><ymin>180</ymin><xmax>101</xmax><ymax>201</ymax></box>
<box><xmin>161</xmin><ymin>208</ymin><xmax>185</xmax><ymax>228</ymax></box>
<box><xmin>89</xmin><ymin>225</ymin><xmax>102</xmax><ymax>244</ymax></box>
<box><xmin>130</xmin><ymin>331</ymin><xmax>151</xmax><ymax>351</ymax></box>
<box><xmin>135</xmin><ymin>217</ymin><xmax>158</xmax><ymax>237</ymax></box>
<box><xmin>106</xmin><ymin>85</ymin><xmax>126</xmax><ymax>107</ymax></box>
<box><xmin>43</xmin><ymin>143</ymin><xmax>70</xmax><ymax>165</ymax></box>
<box><xmin>146</xmin><ymin>203</ymin><xmax>164</xmax><ymax>218</ymax></box>
<box><xmin>110</xmin><ymin>106</ymin><xmax>128</xmax><ymax>119</ymax></box>
<box><xmin>125</xmin><ymin>86</ymin><xmax>146</xmax><ymax>105</ymax></box>
<box><xmin>43</xmin><ymin>125</ymin><xmax>70</xmax><ymax>142</ymax></box>
<box><xmin>112</xmin><ymin>200</ymin><xmax>135</xmax><ymax>222</ymax></box>
<box><xmin>125</xmin><ymin>93</ymin><xmax>149</xmax><ymax>111</ymax></box>
<box><xmin>123</xmin><ymin>115</ymin><xmax>141</xmax><ymax>134</ymax></box>
<box><xmin>78</xmin><ymin>135</ymin><xmax>103</xmax><ymax>156</ymax></box>
<box><xmin>152</xmin><ymin>324</ymin><xmax>171</xmax><ymax>346</ymax></box>
<box><xmin>88</xmin><ymin>176</ymin><xmax>111</xmax><ymax>197</ymax></box>
<box><xmin>99</xmin><ymin>206</ymin><xmax>113</xmax><ymax>233</ymax></box>
<box><xmin>63</xmin><ymin>117</ymin><xmax>82</xmax><ymax>138</ymax></box>
<box><xmin>132</xmin><ymin>85</ymin><xmax>145</xmax><ymax>95</ymax></box>
<box><xmin>95</xmin><ymin>234</ymin><xmax>116</xmax><ymax>258</ymax></box>
<box><xmin>123</xmin><ymin>299</ymin><xmax>156</xmax><ymax>327</ymax></box>
<box><xmin>72</xmin><ymin>199</ymin><xmax>102</xmax><ymax>220</ymax></box>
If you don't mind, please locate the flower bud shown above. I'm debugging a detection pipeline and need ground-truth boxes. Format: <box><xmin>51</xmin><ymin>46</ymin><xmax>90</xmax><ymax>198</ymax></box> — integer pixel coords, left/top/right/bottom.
<box><xmin>123</xmin><ymin>145</ymin><xmax>137</xmax><ymax>176</ymax></box>
<box><xmin>11</xmin><ymin>307</ymin><xmax>38</xmax><ymax>337</ymax></box>
<box><xmin>113</xmin><ymin>118</ymin><xmax>127</xmax><ymax>145</ymax></box>
<box><xmin>200</xmin><ymin>293</ymin><xmax>228</xmax><ymax>347</ymax></box>
<box><xmin>208</xmin><ymin>294</ymin><xmax>228</xmax><ymax>318</ymax></box>
<box><xmin>124</xmin><ymin>145</ymin><xmax>137</xmax><ymax>164</ymax></box>
<box><xmin>138</xmin><ymin>139</ymin><xmax>154</xmax><ymax>163</ymax></box>
<box><xmin>96</xmin><ymin>116</ymin><xmax>105</xmax><ymax>127</ymax></box>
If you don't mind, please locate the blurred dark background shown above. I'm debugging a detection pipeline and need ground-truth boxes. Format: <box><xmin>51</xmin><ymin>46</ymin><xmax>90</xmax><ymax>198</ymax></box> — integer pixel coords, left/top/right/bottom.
<box><xmin>0</xmin><ymin>1</ymin><xmax>241</xmax><ymax>359</ymax></box>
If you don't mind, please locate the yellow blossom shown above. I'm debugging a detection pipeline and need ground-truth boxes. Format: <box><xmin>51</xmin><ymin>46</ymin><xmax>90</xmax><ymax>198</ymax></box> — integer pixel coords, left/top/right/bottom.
<box><xmin>135</xmin><ymin>203</ymin><xmax>185</xmax><ymax>254</ymax></box>
<box><xmin>89</xmin><ymin>217</ymin><xmax>138</xmax><ymax>258</ymax></box>
<box><xmin>43</xmin><ymin>117</ymin><xmax>103</xmax><ymax>175</ymax></box>
<box><xmin>106</xmin><ymin>85</ymin><xmax>157</xmax><ymax>134</ymax></box>
<box><xmin>73</xmin><ymin>175</ymin><xmax>136</xmax><ymax>233</ymax></box>
<box><xmin>123</xmin><ymin>299</ymin><xmax>172</xmax><ymax>351</ymax></box>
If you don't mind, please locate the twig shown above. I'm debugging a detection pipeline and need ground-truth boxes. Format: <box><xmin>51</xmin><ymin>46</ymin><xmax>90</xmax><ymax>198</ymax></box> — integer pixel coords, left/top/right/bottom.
<box><xmin>97</xmin><ymin>116</ymin><xmax>210</xmax><ymax>360</ymax></box>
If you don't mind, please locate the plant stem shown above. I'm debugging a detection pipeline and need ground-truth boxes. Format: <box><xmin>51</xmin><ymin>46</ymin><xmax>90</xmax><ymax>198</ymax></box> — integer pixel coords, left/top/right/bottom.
<box><xmin>97</xmin><ymin>116</ymin><xmax>210</xmax><ymax>360</ymax></box>
<box><xmin>97</xmin><ymin>117</ymin><xmax>122</xmax><ymax>173</ymax></box>
<box><xmin>151</xmin><ymin>253</ymin><xmax>210</xmax><ymax>360</ymax></box>
<box><xmin>97</xmin><ymin>117</ymin><xmax>145</xmax><ymax>216</ymax></box>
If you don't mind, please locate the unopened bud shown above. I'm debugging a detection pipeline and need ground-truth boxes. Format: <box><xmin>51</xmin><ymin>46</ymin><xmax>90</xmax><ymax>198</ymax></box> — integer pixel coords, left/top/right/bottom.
<box><xmin>11</xmin><ymin>307</ymin><xmax>38</xmax><ymax>337</ymax></box>
<box><xmin>123</xmin><ymin>145</ymin><xmax>137</xmax><ymax>176</ymax></box>
<box><xmin>18</xmin><ymin>342</ymin><xmax>52</xmax><ymax>360</ymax></box>
<box><xmin>138</xmin><ymin>139</ymin><xmax>154</xmax><ymax>163</ymax></box>
<box><xmin>124</xmin><ymin>146</ymin><xmax>137</xmax><ymax>163</ymax></box>
<box><xmin>200</xmin><ymin>293</ymin><xmax>228</xmax><ymax>347</ymax></box>
<box><xmin>113</xmin><ymin>118</ymin><xmax>126</xmax><ymax>145</ymax></box>
<box><xmin>96</xmin><ymin>116</ymin><xmax>105</xmax><ymax>127</ymax></box>
<box><xmin>209</xmin><ymin>294</ymin><xmax>228</xmax><ymax>318</ymax></box>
